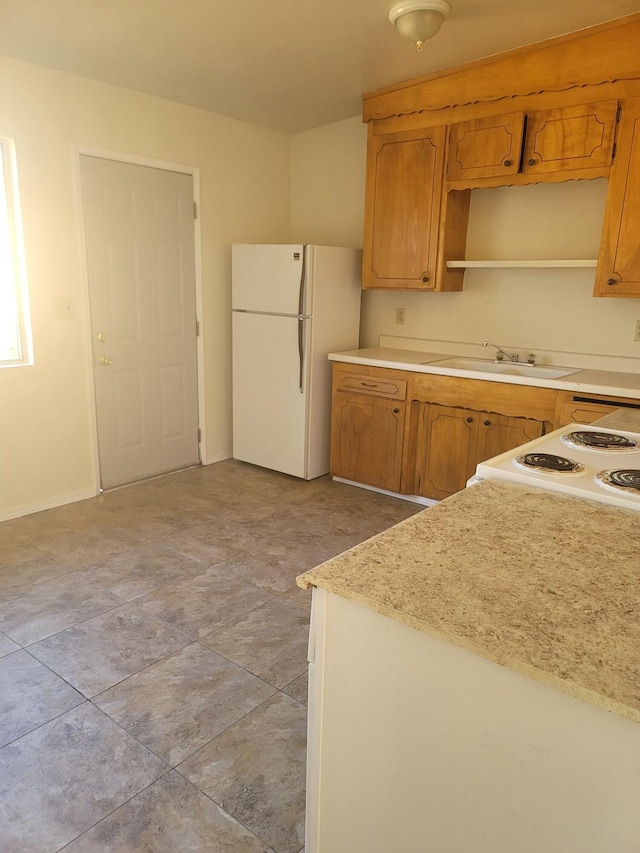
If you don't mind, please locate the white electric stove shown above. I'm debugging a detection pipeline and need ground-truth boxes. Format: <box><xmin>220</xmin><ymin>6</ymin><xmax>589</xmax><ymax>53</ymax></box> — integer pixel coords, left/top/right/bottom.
<box><xmin>471</xmin><ymin>423</ymin><xmax>640</xmax><ymax>512</ymax></box>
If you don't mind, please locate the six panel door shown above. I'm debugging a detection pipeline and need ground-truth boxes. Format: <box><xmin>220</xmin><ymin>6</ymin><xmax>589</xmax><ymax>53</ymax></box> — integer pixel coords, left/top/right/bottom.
<box><xmin>81</xmin><ymin>156</ymin><xmax>199</xmax><ymax>489</ymax></box>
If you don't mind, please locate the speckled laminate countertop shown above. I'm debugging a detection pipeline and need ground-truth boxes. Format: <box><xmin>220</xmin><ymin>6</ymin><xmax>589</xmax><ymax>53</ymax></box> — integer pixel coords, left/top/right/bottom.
<box><xmin>298</xmin><ymin>410</ymin><xmax>640</xmax><ymax>723</ymax></box>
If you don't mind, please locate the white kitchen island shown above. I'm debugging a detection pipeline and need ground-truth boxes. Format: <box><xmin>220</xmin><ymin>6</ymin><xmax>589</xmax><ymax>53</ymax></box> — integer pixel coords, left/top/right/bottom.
<box><xmin>297</xmin><ymin>413</ymin><xmax>640</xmax><ymax>853</ymax></box>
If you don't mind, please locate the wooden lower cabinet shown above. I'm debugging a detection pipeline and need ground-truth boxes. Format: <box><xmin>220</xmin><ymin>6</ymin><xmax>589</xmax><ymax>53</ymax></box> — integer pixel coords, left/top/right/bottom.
<box><xmin>556</xmin><ymin>401</ymin><xmax>619</xmax><ymax>426</ymax></box>
<box><xmin>330</xmin><ymin>364</ymin><xmax>640</xmax><ymax>501</ymax></box>
<box><xmin>415</xmin><ymin>403</ymin><xmax>544</xmax><ymax>500</ymax></box>
<box><xmin>330</xmin><ymin>393</ymin><xmax>406</xmax><ymax>493</ymax></box>
<box><xmin>415</xmin><ymin>404</ymin><xmax>479</xmax><ymax>500</ymax></box>
<box><xmin>478</xmin><ymin>410</ymin><xmax>544</xmax><ymax>461</ymax></box>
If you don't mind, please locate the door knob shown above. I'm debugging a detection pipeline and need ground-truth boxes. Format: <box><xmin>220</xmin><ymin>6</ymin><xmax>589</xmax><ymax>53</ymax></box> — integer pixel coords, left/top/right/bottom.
<box><xmin>98</xmin><ymin>356</ymin><xmax>113</xmax><ymax>366</ymax></box>
<box><xmin>97</xmin><ymin>332</ymin><xmax>107</xmax><ymax>343</ymax></box>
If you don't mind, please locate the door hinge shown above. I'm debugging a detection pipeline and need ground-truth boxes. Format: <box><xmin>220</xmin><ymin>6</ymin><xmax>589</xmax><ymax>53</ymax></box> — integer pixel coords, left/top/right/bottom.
<box><xmin>616</xmin><ymin>104</ymin><xmax>622</xmax><ymax>123</ymax></box>
<box><xmin>197</xmin><ymin>427</ymin><xmax>201</xmax><ymax>442</ymax></box>
<box><xmin>612</xmin><ymin>142</ymin><xmax>617</xmax><ymax>162</ymax></box>
<box><xmin>196</xmin><ymin>319</ymin><xmax>200</xmax><ymax>336</ymax></box>
<box><xmin>193</xmin><ymin>201</ymin><xmax>198</xmax><ymax>220</ymax></box>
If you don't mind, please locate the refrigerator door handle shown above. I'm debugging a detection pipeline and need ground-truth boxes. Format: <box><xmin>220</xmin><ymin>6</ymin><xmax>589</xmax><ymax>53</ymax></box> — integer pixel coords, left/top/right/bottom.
<box><xmin>297</xmin><ymin>245</ymin><xmax>307</xmax><ymax>394</ymax></box>
<box><xmin>298</xmin><ymin>244</ymin><xmax>307</xmax><ymax>317</ymax></box>
<box><xmin>298</xmin><ymin>316</ymin><xmax>304</xmax><ymax>394</ymax></box>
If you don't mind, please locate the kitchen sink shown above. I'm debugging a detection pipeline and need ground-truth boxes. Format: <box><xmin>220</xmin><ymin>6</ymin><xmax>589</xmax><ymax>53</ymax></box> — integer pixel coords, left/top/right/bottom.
<box><xmin>426</xmin><ymin>357</ymin><xmax>580</xmax><ymax>379</ymax></box>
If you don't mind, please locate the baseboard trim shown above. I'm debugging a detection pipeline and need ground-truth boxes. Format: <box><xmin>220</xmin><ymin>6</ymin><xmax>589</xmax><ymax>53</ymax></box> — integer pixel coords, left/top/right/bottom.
<box><xmin>332</xmin><ymin>477</ymin><xmax>438</xmax><ymax>507</ymax></box>
<box><xmin>0</xmin><ymin>487</ymin><xmax>99</xmax><ymax>523</ymax></box>
<box><xmin>203</xmin><ymin>450</ymin><xmax>233</xmax><ymax>466</ymax></box>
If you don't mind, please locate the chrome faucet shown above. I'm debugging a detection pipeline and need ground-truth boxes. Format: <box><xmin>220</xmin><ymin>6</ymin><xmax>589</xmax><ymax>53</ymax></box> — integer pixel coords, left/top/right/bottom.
<box><xmin>482</xmin><ymin>340</ymin><xmax>519</xmax><ymax>363</ymax></box>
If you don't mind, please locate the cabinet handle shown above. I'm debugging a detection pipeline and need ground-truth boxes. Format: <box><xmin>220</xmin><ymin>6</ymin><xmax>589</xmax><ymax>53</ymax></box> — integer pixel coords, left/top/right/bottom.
<box><xmin>360</xmin><ymin>382</ymin><xmax>379</xmax><ymax>388</ymax></box>
<box><xmin>466</xmin><ymin>416</ymin><xmax>473</xmax><ymax>423</ymax></box>
<box><xmin>527</xmin><ymin>158</ymin><xmax>536</xmax><ymax>166</ymax></box>
<box><xmin>393</xmin><ymin>408</ymin><xmax>400</xmax><ymax>414</ymax></box>
<box><xmin>422</xmin><ymin>275</ymin><xmax>429</xmax><ymax>283</ymax></box>
<box><xmin>504</xmin><ymin>159</ymin><xmax>512</xmax><ymax>167</ymax></box>
<box><xmin>606</xmin><ymin>278</ymin><xmax>617</xmax><ymax>286</ymax></box>
<box><xmin>483</xmin><ymin>419</ymin><xmax>490</xmax><ymax>426</ymax></box>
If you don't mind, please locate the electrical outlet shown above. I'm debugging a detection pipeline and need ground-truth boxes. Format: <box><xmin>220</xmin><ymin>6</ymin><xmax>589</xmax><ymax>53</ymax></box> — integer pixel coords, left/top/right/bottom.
<box><xmin>635</xmin><ymin>320</ymin><xmax>640</xmax><ymax>342</ymax></box>
<box><xmin>396</xmin><ymin>307</ymin><xmax>405</xmax><ymax>325</ymax></box>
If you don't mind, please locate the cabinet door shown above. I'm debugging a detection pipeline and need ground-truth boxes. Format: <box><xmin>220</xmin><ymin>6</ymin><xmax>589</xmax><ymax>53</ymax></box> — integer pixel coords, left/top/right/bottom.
<box><xmin>415</xmin><ymin>404</ymin><xmax>479</xmax><ymax>500</ymax></box>
<box><xmin>523</xmin><ymin>101</ymin><xmax>618</xmax><ymax>175</ymax></box>
<box><xmin>556</xmin><ymin>402</ymin><xmax>618</xmax><ymax>427</ymax></box>
<box><xmin>475</xmin><ymin>413</ymin><xmax>544</xmax><ymax>465</ymax></box>
<box><xmin>331</xmin><ymin>393</ymin><xmax>405</xmax><ymax>492</ymax></box>
<box><xmin>594</xmin><ymin>97</ymin><xmax>640</xmax><ymax>297</ymax></box>
<box><xmin>363</xmin><ymin>126</ymin><xmax>446</xmax><ymax>290</ymax></box>
<box><xmin>447</xmin><ymin>113</ymin><xmax>524</xmax><ymax>181</ymax></box>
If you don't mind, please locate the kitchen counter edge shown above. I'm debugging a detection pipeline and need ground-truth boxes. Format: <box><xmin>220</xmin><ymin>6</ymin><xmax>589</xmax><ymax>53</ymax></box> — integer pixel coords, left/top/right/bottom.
<box><xmin>329</xmin><ymin>347</ymin><xmax>640</xmax><ymax>399</ymax></box>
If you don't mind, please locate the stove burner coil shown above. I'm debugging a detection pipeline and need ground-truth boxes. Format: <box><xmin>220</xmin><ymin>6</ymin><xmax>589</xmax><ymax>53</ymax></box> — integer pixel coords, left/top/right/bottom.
<box><xmin>596</xmin><ymin>469</ymin><xmax>640</xmax><ymax>494</ymax></box>
<box><xmin>562</xmin><ymin>431</ymin><xmax>638</xmax><ymax>452</ymax></box>
<box><xmin>514</xmin><ymin>453</ymin><xmax>584</xmax><ymax>474</ymax></box>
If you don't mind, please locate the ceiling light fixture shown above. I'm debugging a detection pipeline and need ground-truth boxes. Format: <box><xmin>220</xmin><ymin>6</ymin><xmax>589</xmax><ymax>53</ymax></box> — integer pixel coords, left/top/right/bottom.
<box><xmin>388</xmin><ymin>0</ymin><xmax>451</xmax><ymax>52</ymax></box>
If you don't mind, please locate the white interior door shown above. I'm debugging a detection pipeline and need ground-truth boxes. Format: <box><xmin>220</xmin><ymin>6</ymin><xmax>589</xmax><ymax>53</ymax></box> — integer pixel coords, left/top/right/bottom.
<box><xmin>80</xmin><ymin>156</ymin><xmax>199</xmax><ymax>489</ymax></box>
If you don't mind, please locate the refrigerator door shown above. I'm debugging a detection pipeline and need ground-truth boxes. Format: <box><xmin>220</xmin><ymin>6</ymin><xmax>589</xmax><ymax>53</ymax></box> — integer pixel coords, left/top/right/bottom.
<box><xmin>232</xmin><ymin>243</ymin><xmax>311</xmax><ymax>316</ymax></box>
<box><xmin>232</xmin><ymin>311</ymin><xmax>310</xmax><ymax>478</ymax></box>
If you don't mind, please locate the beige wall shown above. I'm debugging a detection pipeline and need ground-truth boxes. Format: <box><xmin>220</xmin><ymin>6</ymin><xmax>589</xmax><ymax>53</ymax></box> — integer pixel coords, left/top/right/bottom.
<box><xmin>290</xmin><ymin>116</ymin><xmax>640</xmax><ymax>373</ymax></box>
<box><xmin>0</xmin><ymin>55</ymin><xmax>290</xmax><ymax>519</ymax></box>
<box><xmin>291</xmin><ymin>117</ymin><xmax>367</xmax><ymax>250</ymax></box>
<box><xmin>4</xmin><ymin>63</ymin><xmax>640</xmax><ymax>519</ymax></box>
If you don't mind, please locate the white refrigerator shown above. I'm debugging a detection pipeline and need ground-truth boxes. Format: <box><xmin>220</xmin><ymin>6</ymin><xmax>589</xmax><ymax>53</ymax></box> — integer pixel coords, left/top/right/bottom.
<box><xmin>232</xmin><ymin>244</ymin><xmax>362</xmax><ymax>479</ymax></box>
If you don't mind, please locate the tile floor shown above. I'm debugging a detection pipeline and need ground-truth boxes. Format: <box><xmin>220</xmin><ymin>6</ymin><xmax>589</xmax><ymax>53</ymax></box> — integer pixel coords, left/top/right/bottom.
<box><xmin>0</xmin><ymin>460</ymin><xmax>420</xmax><ymax>852</ymax></box>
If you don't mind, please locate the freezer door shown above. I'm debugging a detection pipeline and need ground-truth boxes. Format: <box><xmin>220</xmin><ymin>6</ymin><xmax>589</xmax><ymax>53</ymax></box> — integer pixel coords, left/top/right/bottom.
<box><xmin>232</xmin><ymin>243</ymin><xmax>311</xmax><ymax>315</ymax></box>
<box><xmin>232</xmin><ymin>311</ymin><xmax>310</xmax><ymax>478</ymax></box>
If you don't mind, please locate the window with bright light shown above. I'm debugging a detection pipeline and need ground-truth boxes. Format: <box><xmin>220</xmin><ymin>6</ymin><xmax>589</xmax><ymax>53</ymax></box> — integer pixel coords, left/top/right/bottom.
<box><xmin>0</xmin><ymin>137</ymin><xmax>32</xmax><ymax>366</ymax></box>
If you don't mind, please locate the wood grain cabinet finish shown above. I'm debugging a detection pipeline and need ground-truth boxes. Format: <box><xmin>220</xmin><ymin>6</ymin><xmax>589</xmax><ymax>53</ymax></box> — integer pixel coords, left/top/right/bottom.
<box><xmin>523</xmin><ymin>101</ymin><xmax>618</xmax><ymax>175</ymax></box>
<box><xmin>334</xmin><ymin>371</ymin><xmax>407</xmax><ymax>400</ymax></box>
<box><xmin>556</xmin><ymin>401</ymin><xmax>618</xmax><ymax>426</ymax></box>
<box><xmin>447</xmin><ymin>101</ymin><xmax>617</xmax><ymax>186</ymax></box>
<box><xmin>330</xmin><ymin>393</ymin><xmax>406</xmax><ymax>492</ymax></box>
<box><xmin>329</xmin><ymin>365</ymin><xmax>640</xmax><ymax>500</ymax></box>
<box><xmin>553</xmin><ymin>390</ymin><xmax>640</xmax><ymax>427</ymax></box>
<box><xmin>447</xmin><ymin>113</ymin><xmax>525</xmax><ymax>181</ymax></box>
<box><xmin>415</xmin><ymin>403</ymin><xmax>544</xmax><ymax>500</ymax></box>
<box><xmin>475</xmin><ymin>411</ymin><xmax>544</xmax><ymax>462</ymax></box>
<box><xmin>594</xmin><ymin>98</ymin><xmax>640</xmax><ymax>297</ymax></box>
<box><xmin>415</xmin><ymin>404</ymin><xmax>479</xmax><ymax>499</ymax></box>
<box><xmin>363</xmin><ymin>126</ymin><xmax>446</xmax><ymax>290</ymax></box>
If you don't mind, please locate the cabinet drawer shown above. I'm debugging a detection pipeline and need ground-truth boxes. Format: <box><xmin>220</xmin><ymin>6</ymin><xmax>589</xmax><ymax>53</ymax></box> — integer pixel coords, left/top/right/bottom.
<box><xmin>556</xmin><ymin>402</ymin><xmax>618</xmax><ymax>426</ymax></box>
<box><xmin>336</xmin><ymin>372</ymin><xmax>407</xmax><ymax>400</ymax></box>
<box><xmin>554</xmin><ymin>391</ymin><xmax>640</xmax><ymax>427</ymax></box>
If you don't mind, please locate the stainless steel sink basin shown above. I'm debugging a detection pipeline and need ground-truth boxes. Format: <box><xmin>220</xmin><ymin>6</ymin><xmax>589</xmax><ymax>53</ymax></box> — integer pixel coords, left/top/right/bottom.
<box><xmin>426</xmin><ymin>357</ymin><xmax>580</xmax><ymax>379</ymax></box>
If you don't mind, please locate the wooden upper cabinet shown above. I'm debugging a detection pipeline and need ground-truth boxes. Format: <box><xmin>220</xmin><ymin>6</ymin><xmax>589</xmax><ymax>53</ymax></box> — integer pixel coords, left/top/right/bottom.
<box><xmin>446</xmin><ymin>101</ymin><xmax>618</xmax><ymax>188</ymax></box>
<box><xmin>523</xmin><ymin>101</ymin><xmax>618</xmax><ymax>175</ymax></box>
<box><xmin>594</xmin><ymin>98</ymin><xmax>640</xmax><ymax>298</ymax></box>
<box><xmin>363</xmin><ymin>126</ymin><xmax>446</xmax><ymax>290</ymax></box>
<box><xmin>447</xmin><ymin>113</ymin><xmax>524</xmax><ymax>181</ymax></box>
